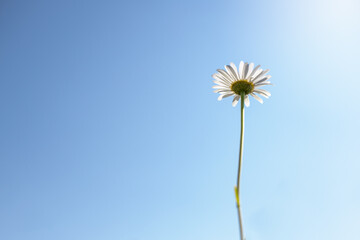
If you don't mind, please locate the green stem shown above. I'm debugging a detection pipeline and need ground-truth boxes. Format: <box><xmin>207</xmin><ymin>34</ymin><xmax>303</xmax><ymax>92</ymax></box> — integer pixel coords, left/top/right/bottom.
<box><xmin>236</xmin><ymin>92</ymin><xmax>245</xmax><ymax>240</ymax></box>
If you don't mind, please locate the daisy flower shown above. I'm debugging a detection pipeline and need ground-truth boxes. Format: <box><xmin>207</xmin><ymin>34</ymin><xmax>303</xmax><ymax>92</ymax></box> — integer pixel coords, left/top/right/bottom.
<box><xmin>212</xmin><ymin>61</ymin><xmax>272</xmax><ymax>107</ymax></box>
<box><xmin>212</xmin><ymin>61</ymin><xmax>273</xmax><ymax>240</ymax></box>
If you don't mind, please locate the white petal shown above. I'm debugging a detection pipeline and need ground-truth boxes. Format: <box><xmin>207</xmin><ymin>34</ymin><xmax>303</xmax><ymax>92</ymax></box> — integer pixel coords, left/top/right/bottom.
<box><xmin>213</xmin><ymin>83</ymin><xmax>229</xmax><ymax>89</ymax></box>
<box><xmin>250</xmin><ymin>93</ymin><xmax>263</xmax><ymax>104</ymax></box>
<box><xmin>212</xmin><ymin>85</ymin><xmax>230</xmax><ymax>89</ymax></box>
<box><xmin>248</xmin><ymin>65</ymin><xmax>261</xmax><ymax>79</ymax></box>
<box><xmin>256</xmin><ymin>89</ymin><xmax>271</xmax><ymax>95</ymax></box>
<box><xmin>214</xmin><ymin>90</ymin><xmax>231</xmax><ymax>94</ymax></box>
<box><xmin>225</xmin><ymin>65</ymin><xmax>238</xmax><ymax>81</ymax></box>
<box><xmin>214</xmin><ymin>72</ymin><xmax>232</xmax><ymax>84</ymax></box>
<box><xmin>212</xmin><ymin>84</ymin><xmax>229</xmax><ymax>88</ymax></box>
<box><xmin>242</xmin><ymin>62</ymin><xmax>249</xmax><ymax>80</ymax></box>
<box><xmin>213</xmin><ymin>88</ymin><xmax>232</xmax><ymax>94</ymax></box>
<box><xmin>245</xmin><ymin>63</ymin><xmax>254</xmax><ymax>79</ymax></box>
<box><xmin>213</xmin><ymin>73</ymin><xmax>232</xmax><ymax>85</ymax></box>
<box><xmin>218</xmin><ymin>93</ymin><xmax>234</xmax><ymax>101</ymax></box>
<box><xmin>238</xmin><ymin>61</ymin><xmax>244</xmax><ymax>79</ymax></box>
<box><xmin>253</xmin><ymin>89</ymin><xmax>271</xmax><ymax>98</ymax></box>
<box><xmin>254</xmin><ymin>82</ymin><xmax>272</xmax><ymax>87</ymax></box>
<box><xmin>214</xmin><ymin>88</ymin><xmax>232</xmax><ymax>93</ymax></box>
<box><xmin>253</xmin><ymin>75</ymin><xmax>271</xmax><ymax>84</ymax></box>
<box><xmin>244</xmin><ymin>95</ymin><xmax>250</xmax><ymax>107</ymax></box>
<box><xmin>214</xmin><ymin>89</ymin><xmax>232</xmax><ymax>93</ymax></box>
<box><xmin>232</xmin><ymin>95</ymin><xmax>240</xmax><ymax>107</ymax></box>
<box><xmin>250</xmin><ymin>68</ymin><xmax>263</xmax><ymax>81</ymax></box>
<box><xmin>213</xmin><ymin>80</ymin><xmax>230</xmax><ymax>87</ymax></box>
<box><xmin>251</xmin><ymin>69</ymin><xmax>270</xmax><ymax>82</ymax></box>
<box><xmin>216</xmin><ymin>69</ymin><xmax>235</xmax><ymax>83</ymax></box>
<box><xmin>230</xmin><ymin>62</ymin><xmax>239</xmax><ymax>79</ymax></box>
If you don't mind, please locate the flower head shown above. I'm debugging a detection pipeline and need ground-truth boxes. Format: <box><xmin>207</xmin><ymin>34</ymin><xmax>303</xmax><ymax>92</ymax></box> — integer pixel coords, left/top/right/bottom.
<box><xmin>212</xmin><ymin>61</ymin><xmax>272</xmax><ymax>107</ymax></box>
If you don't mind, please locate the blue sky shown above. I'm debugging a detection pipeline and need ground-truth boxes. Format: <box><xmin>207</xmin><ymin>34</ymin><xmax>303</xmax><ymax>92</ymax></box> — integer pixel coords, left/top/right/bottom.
<box><xmin>1</xmin><ymin>0</ymin><xmax>360</xmax><ymax>239</ymax></box>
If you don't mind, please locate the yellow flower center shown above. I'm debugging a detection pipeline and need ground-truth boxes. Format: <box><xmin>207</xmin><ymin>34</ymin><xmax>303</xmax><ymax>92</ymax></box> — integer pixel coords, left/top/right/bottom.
<box><xmin>231</xmin><ymin>80</ymin><xmax>254</xmax><ymax>95</ymax></box>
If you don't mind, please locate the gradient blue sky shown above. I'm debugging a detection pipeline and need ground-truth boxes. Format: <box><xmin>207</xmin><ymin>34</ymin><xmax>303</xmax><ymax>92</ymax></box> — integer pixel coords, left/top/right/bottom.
<box><xmin>1</xmin><ymin>0</ymin><xmax>360</xmax><ymax>239</ymax></box>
